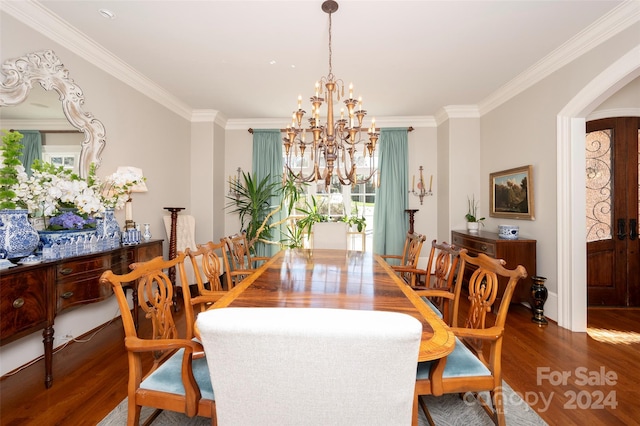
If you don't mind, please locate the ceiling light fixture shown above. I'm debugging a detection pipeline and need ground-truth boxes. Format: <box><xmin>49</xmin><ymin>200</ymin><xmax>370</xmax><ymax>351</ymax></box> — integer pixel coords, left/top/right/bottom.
<box><xmin>98</xmin><ymin>8</ymin><xmax>116</xmax><ymax>19</ymax></box>
<box><xmin>284</xmin><ymin>0</ymin><xmax>378</xmax><ymax>186</ymax></box>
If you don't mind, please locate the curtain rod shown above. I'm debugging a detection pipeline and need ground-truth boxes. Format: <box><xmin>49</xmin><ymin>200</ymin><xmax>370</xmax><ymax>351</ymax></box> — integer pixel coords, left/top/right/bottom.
<box><xmin>248</xmin><ymin>126</ymin><xmax>414</xmax><ymax>134</ymax></box>
<box><xmin>9</xmin><ymin>129</ymin><xmax>81</xmax><ymax>134</ymax></box>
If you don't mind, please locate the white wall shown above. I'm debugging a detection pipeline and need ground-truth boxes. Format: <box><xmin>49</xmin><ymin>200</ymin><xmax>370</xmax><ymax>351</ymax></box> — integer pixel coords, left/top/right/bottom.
<box><xmin>440</xmin><ymin>114</ymin><xmax>482</xmax><ymax>236</ymax></box>
<box><xmin>590</xmin><ymin>75</ymin><xmax>640</xmax><ymax>117</ymax></box>
<box><xmin>223</xmin><ymin>128</ymin><xmax>253</xmax><ymax>236</ymax></box>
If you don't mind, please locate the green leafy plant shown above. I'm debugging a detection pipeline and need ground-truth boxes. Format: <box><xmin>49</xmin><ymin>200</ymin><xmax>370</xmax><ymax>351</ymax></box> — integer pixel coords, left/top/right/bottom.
<box><xmin>0</xmin><ymin>130</ymin><xmax>25</xmax><ymax>209</ymax></box>
<box><xmin>340</xmin><ymin>204</ymin><xmax>367</xmax><ymax>232</ymax></box>
<box><xmin>281</xmin><ymin>171</ymin><xmax>307</xmax><ymax>215</ymax></box>
<box><xmin>226</xmin><ymin>172</ymin><xmax>282</xmax><ymax>250</ymax></box>
<box><xmin>294</xmin><ymin>196</ymin><xmax>329</xmax><ymax>238</ymax></box>
<box><xmin>465</xmin><ymin>195</ymin><xmax>485</xmax><ymax>225</ymax></box>
<box><xmin>280</xmin><ymin>222</ymin><xmax>306</xmax><ymax>249</ymax></box>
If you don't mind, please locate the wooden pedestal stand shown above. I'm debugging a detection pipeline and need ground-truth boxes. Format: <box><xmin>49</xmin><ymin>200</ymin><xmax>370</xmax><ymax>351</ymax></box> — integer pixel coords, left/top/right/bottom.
<box><xmin>405</xmin><ymin>209</ymin><xmax>419</xmax><ymax>234</ymax></box>
<box><xmin>164</xmin><ymin>207</ymin><xmax>184</xmax><ymax>310</ymax></box>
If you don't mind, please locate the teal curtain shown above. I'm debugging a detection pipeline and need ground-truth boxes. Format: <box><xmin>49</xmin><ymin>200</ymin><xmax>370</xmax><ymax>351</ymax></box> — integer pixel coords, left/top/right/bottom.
<box><xmin>252</xmin><ymin>129</ymin><xmax>283</xmax><ymax>257</ymax></box>
<box><xmin>18</xmin><ymin>130</ymin><xmax>42</xmax><ymax>176</ymax></box>
<box><xmin>373</xmin><ymin>128</ymin><xmax>409</xmax><ymax>258</ymax></box>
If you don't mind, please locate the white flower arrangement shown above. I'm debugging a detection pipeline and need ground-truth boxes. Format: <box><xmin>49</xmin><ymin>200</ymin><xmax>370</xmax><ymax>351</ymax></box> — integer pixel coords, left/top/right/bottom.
<box><xmin>96</xmin><ymin>166</ymin><xmax>146</xmax><ymax>210</ymax></box>
<box><xmin>14</xmin><ymin>161</ymin><xmax>103</xmax><ymax>216</ymax></box>
<box><xmin>12</xmin><ymin>162</ymin><xmax>145</xmax><ymax>218</ymax></box>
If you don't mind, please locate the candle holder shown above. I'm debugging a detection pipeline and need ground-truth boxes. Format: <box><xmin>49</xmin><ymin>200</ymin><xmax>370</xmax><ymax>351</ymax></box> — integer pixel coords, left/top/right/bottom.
<box><xmin>409</xmin><ymin>166</ymin><xmax>433</xmax><ymax>205</ymax></box>
<box><xmin>228</xmin><ymin>167</ymin><xmax>242</xmax><ymax>199</ymax></box>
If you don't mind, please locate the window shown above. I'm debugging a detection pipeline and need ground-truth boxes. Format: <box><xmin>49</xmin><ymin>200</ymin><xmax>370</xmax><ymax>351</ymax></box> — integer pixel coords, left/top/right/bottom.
<box><xmin>42</xmin><ymin>145</ymin><xmax>81</xmax><ymax>174</ymax></box>
<box><xmin>284</xmin><ymin>146</ymin><xmax>377</xmax><ymax>251</ymax></box>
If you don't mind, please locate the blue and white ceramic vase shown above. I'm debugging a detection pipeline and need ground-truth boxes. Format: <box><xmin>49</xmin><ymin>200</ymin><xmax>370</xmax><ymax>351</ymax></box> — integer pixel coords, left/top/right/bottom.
<box><xmin>38</xmin><ymin>228</ymin><xmax>97</xmax><ymax>249</ymax></box>
<box><xmin>96</xmin><ymin>208</ymin><xmax>121</xmax><ymax>239</ymax></box>
<box><xmin>0</xmin><ymin>209</ymin><xmax>40</xmax><ymax>260</ymax></box>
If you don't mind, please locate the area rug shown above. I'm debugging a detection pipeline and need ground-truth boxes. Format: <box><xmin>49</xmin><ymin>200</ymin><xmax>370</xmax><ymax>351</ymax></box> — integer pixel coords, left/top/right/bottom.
<box><xmin>99</xmin><ymin>380</ymin><xmax>547</xmax><ymax>425</ymax></box>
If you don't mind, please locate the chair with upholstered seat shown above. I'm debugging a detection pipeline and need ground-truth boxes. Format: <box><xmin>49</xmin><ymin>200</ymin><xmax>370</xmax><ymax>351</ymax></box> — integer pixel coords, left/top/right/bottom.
<box><xmin>100</xmin><ymin>254</ymin><xmax>216</xmax><ymax>426</ymax></box>
<box><xmin>197</xmin><ymin>307</ymin><xmax>422</xmax><ymax>426</ymax></box>
<box><xmin>380</xmin><ymin>232</ymin><xmax>426</xmax><ymax>287</ymax></box>
<box><xmin>222</xmin><ymin>233</ymin><xmax>271</xmax><ymax>287</ymax></box>
<box><xmin>413</xmin><ymin>251</ymin><xmax>527</xmax><ymax>426</ymax></box>
<box><xmin>311</xmin><ymin>221</ymin><xmax>349</xmax><ymax>249</ymax></box>
<box><xmin>413</xmin><ymin>241</ymin><xmax>465</xmax><ymax>324</ymax></box>
<box><xmin>179</xmin><ymin>240</ymin><xmax>229</xmax><ymax>340</ymax></box>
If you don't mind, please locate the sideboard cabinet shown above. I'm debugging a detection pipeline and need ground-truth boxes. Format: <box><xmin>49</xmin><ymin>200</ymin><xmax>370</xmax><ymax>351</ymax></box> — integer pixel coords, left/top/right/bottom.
<box><xmin>451</xmin><ymin>230</ymin><xmax>536</xmax><ymax>308</ymax></box>
<box><xmin>0</xmin><ymin>239</ymin><xmax>163</xmax><ymax>388</ymax></box>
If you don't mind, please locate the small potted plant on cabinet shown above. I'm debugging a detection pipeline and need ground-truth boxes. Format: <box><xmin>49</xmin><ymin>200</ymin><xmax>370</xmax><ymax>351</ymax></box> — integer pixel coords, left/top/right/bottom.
<box><xmin>465</xmin><ymin>195</ymin><xmax>485</xmax><ymax>233</ymax></box>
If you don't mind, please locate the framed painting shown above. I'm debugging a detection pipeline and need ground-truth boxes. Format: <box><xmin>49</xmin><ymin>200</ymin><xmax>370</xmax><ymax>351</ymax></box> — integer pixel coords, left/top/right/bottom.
<box><xmin>489</xmin><ymin>165</ymin><xmax>535</xmax><ymax>220</ymax></box>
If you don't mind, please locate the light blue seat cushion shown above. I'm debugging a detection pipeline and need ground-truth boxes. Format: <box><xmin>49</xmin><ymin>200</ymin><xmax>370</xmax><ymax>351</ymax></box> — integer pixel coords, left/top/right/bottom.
<box><xmin>417</xmin><ymin>336</ymin><xmax>491</xmax><ymax>379</ymax></box>
<box><xmin>140</xmin><ymin>348</ymin><xmax>214</xmax><ymax>400</ymax></box>
<box><xmin>420</xmin><ymin>296</ymin><xmax>443</xmax><ymax>318</ymax></box>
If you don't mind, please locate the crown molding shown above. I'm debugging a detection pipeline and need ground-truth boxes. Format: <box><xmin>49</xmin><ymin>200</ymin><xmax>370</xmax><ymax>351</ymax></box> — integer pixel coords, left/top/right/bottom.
<box><xmin>434</xmin><ymin>106</ymin><xmax>481</xmax><ymax>126</ymax></box>
<box><xmin>1</xmin><ymin>1</ymin><xmax>194</xmax><ymax>121</ymax></box>
<box><xmin>191</xmin><ymin>110</ymin><xmax>228</xmax><ymax>129</ymax></box>
<box><xmin>479</xmin><ymin>0</ymin><xmax>640</xmax><ymax>116</ymax></box>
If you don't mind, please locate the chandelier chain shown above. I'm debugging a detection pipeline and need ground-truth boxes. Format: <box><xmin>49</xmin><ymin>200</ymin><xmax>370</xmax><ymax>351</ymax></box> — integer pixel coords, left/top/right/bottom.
<box><xmin>328</xmin><ymin>10</ymin><xmax>333</xmax><ymax>77</ymax></box>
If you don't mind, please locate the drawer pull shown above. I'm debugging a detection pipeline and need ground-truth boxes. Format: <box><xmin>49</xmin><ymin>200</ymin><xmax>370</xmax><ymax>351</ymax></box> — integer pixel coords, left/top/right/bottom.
<box><xmin>60</xmin><ymin>267</ymin><xmax>73</xmax><ymax>275</ymax></box>
<box><xmin>61</xmin><ymin>291</ymin><xmax>74</xmax><ymax>299</ymax></box>
<box><xmin>480</xmin><ymin>244</ymin><xmax>488</xmax><ymax>251</ymax></box>
<box><xmin>12</xmin><ymin>298</ymin><xmax>25</xmax><ymax>309</ymax></box>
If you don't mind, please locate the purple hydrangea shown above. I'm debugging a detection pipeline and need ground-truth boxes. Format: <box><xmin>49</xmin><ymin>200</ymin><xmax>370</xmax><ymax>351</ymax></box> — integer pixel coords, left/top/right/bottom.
<box><xmin>48</xmin><ymin>211</ymin><xmax>96</xmax><ymax>230</ymax></box>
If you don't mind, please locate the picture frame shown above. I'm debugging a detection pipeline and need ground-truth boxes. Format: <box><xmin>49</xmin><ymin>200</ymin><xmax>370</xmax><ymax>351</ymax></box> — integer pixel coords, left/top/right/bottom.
<box><xmin>489</xmin><ymin>165</ymin><xmax>535</xmax><ymax>220</ymax></box>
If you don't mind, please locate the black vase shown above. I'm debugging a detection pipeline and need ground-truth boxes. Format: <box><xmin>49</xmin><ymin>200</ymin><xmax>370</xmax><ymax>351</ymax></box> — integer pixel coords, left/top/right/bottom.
<box><xmin>530</xmin><ymin>275</ymin><xmax>548</xmax><ymax>326</ymax></box>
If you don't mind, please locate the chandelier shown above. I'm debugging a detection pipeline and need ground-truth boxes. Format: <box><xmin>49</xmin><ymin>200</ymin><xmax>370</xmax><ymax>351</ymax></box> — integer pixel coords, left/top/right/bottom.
<box><xmin>283</xmin><ymin>0</ymin><xmax>378</xmax><ymax>186</ymax></box>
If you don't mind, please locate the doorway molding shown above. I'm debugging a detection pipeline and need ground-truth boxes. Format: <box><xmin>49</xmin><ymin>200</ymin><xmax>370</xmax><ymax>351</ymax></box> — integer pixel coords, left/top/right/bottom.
<box><xmin>557</xmin><ymin>45</ymin><xmax>640</xmax><ymax>332</ymax></box>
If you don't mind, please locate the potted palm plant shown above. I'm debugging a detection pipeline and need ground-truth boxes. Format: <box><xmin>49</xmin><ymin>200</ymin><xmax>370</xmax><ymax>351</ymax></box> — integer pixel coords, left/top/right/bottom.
<box><xmin>226</xmin><ymin>172</ymin><xmax>282</xmax><ymax>253</ymax></box>
<box><xmin>465</xmin><ymin>195</ymin><xmax>485</xmax><ymax>233</ymax></box>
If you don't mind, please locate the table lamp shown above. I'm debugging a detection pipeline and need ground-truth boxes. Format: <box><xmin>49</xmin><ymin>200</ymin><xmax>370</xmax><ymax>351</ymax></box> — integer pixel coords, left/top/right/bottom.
<box><xmin>117</xmin><ymin>166</ymin><xmax>148</xmax><ymax>230</ymax></box>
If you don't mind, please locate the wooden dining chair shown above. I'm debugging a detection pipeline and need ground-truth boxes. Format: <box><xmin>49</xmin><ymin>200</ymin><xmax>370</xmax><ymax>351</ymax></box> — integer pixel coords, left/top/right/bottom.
<box><xmin>100</xmin><ymin>254</ymin><xmax>216</xmax><ymax>426</ymax></box>
<box><xmin>414</xmin><ymin>241</ymin><xmax>465</xmax><ymax>325</ymax></box>
<box><xmin>381</xmin><ymin>232</ymin><xmax>426</xmax><ymax>287</ymax></box>
<box><xmin>413</xmin><ymin>251</ymin><xmax>527</xmax><ymax>426</ymax></box>
<box><xmin>197</xmin><ymin>307</ymin><xmax>422</xmax><ymax>426</ymax></box>
<box><xmin>179</xmin><ymin>241</ymin><xmax>229</xmax><ymax>341</ymax></box>
<box><xmin>222</xmin><ymin>233</ymin><xmax>270</xmax><ymax>287</ymax></box>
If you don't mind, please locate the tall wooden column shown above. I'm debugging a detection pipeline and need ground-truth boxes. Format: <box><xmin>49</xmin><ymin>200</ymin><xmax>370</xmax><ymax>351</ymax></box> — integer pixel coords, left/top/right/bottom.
<box><xmin>164</xmin><ymin>207</ymin><xmax>184</xmax><ymax>309</ymax></box>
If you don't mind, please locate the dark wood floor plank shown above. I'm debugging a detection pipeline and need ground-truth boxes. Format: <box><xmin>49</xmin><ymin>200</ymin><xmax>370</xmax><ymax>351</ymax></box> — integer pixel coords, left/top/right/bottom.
<box><xmin>1</xmin><ymin>300</ymin><xmax>639</xmax><ymax>425</ymax></box>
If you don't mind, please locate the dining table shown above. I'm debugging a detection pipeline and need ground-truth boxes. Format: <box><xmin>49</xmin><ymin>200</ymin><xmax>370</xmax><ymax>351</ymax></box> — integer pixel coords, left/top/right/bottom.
<box><xmin>210</xmin><ymin>248</ymin><xmax>455</xmax><ymax>362</ymax></box>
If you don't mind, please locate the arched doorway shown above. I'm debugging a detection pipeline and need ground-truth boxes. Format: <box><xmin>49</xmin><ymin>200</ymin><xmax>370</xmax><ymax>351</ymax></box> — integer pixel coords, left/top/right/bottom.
<box><xmin>557</xmin><ymin>45</ymin><xmax>640</xmax><ymax>331</ymax></box>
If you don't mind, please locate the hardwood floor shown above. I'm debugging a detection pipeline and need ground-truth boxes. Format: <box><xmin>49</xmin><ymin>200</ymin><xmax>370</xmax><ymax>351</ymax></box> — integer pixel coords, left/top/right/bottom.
<box><xmin>1</xmin><ymin>301</ymin><xmax>639</xmax><ymax>425</ymax></box>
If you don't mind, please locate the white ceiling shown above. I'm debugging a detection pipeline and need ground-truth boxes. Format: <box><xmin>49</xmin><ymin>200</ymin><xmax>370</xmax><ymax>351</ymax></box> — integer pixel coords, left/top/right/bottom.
<box><xmin>1</xmin><ymin>0</ymin><xmax>635</xmax><ymax>123</ymax></box>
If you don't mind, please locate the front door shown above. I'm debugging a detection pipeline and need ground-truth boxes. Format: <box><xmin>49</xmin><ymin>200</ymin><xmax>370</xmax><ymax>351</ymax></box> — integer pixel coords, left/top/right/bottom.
<box><xmin>586</xmin><ymin>117</ymin><xmax>639</xmax><ymax>306</ymax></box>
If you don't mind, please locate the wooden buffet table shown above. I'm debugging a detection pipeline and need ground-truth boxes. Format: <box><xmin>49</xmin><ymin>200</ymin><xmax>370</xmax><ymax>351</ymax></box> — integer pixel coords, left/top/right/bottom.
<box><xmin>452</xmin><ymin>229</ymin><xmax>536</xmax><ymax>307</ymax></box>
<box><xmin>210</xmin><ymin>249</ymin><xmax>455</xmax><ymax>362</ymax></box>
<box><xmin>0</xmin><ymin>239</ymin><xmax>163</xmax><ymax>388</ymax></box>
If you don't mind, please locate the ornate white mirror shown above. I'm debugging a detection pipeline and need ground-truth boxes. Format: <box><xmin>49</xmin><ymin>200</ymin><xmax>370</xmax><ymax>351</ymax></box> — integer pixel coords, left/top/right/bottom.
<box><xmin>0</xmin><ymin>50</ymin><xmax>105</xmax><ymax>178</ymax></box>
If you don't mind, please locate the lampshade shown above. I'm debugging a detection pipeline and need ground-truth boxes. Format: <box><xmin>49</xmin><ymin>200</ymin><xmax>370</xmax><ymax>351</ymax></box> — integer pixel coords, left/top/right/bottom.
<box><xmin>116</xmin><ymin>166</ymin><xmax>148</xmax><ymax>193</ymax></box>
